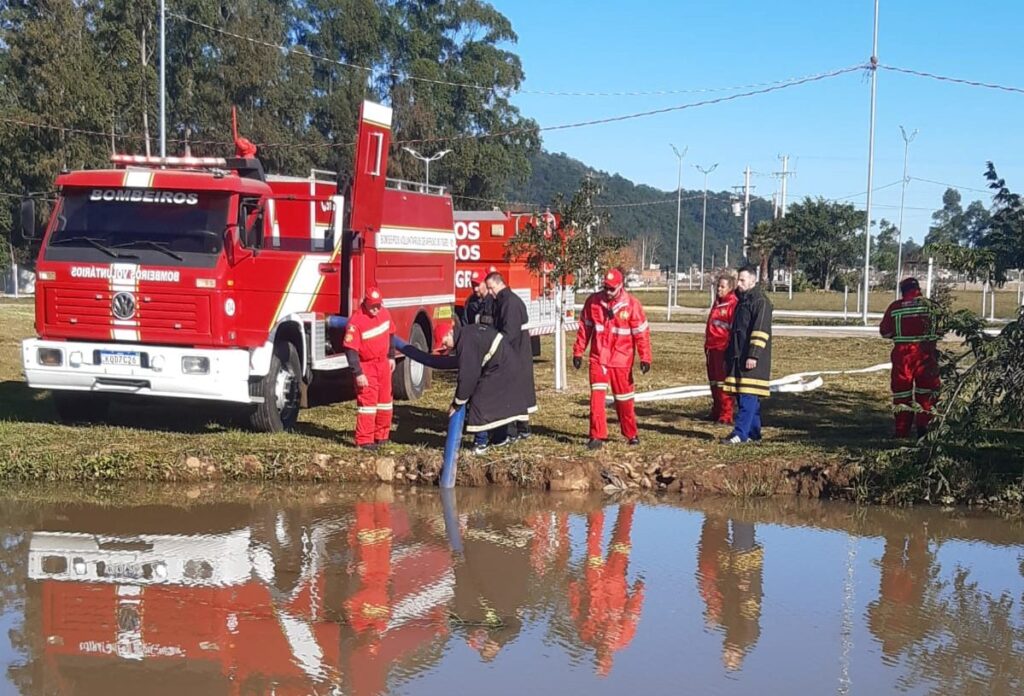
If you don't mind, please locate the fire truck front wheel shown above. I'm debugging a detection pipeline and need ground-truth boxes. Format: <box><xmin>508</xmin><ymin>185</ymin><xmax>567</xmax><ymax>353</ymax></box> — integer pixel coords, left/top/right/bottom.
<box><xmin>52</xmin><ymin>391</ymin><xmax>110</xmax><ymax>424</ymax></box>
<box><xmin>393</xmin><ymin>323</ymin><xmax>431</xmax><ymax>401</ymax></box>
<box><xmin>250</xmin><ymin>340</ymin><xmax>302</xmax><ymax>432</ymax></box>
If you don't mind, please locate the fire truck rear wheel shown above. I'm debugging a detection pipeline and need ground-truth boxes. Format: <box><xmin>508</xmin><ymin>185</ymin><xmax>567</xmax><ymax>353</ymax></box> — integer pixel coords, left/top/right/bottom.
<box><xmin>52</xmin><ymin>391</ymin><xmax>110</xmax><ymax>424</ymax></box>
<box><xmin>250</xmin><ymin>340</ymin><xmax>302</xmax><ymax>432</ymax></box>
<box><xmin>393</xmin><ymin>323</ymin><xmax>431</xmax><ymax>401</ymax></box>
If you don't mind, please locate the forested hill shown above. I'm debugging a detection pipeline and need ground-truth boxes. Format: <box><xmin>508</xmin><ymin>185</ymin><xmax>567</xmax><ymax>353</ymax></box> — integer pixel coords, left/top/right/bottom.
<box><xmin>503</xmin><ymin>150</ymin><xmax>773</xmax><ymax>270</ymax></box>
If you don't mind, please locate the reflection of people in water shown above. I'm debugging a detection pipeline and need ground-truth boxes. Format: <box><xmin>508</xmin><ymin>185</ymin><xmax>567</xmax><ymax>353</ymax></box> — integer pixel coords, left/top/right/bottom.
<box><xmin>340</xmin><ymin>501</ymin><xmax>452</xmax><ymax>696</ymax></box>
<box><xmin>568</xmin><ymin>504</ymin><xmax>645</xmax><ymax>677</ymax></box>
<box><xmin>451</xmin><ymin>511</ymin><xmax>535</xmax><ymax>662</ymax></box>
<box><xmin>696</xmin><ymin>514</ymin><xmax>763</xmax><ymax>671</ymax></box>
<box><xmin>867</xmin><ymin>528</ymin><xmax>933</xmax><ymax>659</ymax></box>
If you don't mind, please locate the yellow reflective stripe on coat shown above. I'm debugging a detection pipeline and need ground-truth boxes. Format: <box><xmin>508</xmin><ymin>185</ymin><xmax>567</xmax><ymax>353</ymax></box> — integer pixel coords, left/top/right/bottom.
<box><xmin>750</xmin><ymin>330</ymin><xmax>770</xmax><ymax>341</ymax></box>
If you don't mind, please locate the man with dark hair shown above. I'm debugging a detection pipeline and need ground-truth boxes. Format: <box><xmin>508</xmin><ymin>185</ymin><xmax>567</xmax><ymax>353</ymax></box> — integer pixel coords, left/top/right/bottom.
<box><xmin>879</xmin><ymin>277</ymin><xmax>940</xmax><ymax>438</ymax></box>
<box><xmin>485</xmin><ymin>271</ymin><xmax>535</xmax><ymax>439</ymax></box>
<box><xmin>464</xmin><ymin>268</ymin><xmax>496</xmax><ymax>326</ymax></box>
<box><xmin>721</xmin><ymin>265</ymin><xmax>773</xmax><ymax>445</ymax></box>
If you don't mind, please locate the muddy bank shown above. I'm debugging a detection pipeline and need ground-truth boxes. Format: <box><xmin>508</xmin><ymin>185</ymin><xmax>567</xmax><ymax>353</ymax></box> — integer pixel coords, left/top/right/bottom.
<box><xmin>0</xmin><ymin>448</ymin><xmax>857</xmax><ymax>499</ymax></box>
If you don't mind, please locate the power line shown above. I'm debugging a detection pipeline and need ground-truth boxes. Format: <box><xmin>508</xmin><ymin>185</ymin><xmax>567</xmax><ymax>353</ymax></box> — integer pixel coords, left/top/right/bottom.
<box><xmin>910</xmin><ymin>176</ymin><xmax>993</xmax><ymax>195</ymax></box>
<box><xmin>879</xmin><ymin>64</ymin><xmax>1024</xmax><ymax>95</ymax></box>
<box><xmin>396</xmin><ymin>65</ymin><xmax>867</xmax><ymax>147</ymax></box>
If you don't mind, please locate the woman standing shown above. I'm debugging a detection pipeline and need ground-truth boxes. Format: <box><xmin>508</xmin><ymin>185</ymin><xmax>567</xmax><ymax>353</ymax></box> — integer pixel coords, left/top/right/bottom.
<box><xmin>705</xmin><ymin>274</ymin><xmax>738</xmax><ymax>424</ymax></box>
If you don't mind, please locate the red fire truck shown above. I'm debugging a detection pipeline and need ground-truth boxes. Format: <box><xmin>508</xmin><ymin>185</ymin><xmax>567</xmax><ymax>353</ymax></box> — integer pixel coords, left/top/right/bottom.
<box><xmin>453</xmin><ymin>210</ymin><xmax>577</xmax><ymax>345</ymax></box>
<box><xmin>19</xmin><ymin>101</ymin><xmax>455</xmax><ymax>432</ymax></box>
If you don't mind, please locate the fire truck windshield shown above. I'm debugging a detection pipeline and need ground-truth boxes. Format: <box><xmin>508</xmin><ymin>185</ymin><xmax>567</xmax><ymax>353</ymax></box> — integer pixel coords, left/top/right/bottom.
<box><xmin>44</xmin><ymin>190</ymin><xmax>229</xmax><ymax>268</ymax></box>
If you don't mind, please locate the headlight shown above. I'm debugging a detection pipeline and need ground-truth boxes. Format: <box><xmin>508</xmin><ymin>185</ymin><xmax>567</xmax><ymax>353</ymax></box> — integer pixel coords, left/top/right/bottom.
<box><xmin>37</xmin><ymin>347</ymin><xmax>63</xmax><ymax>366</ymax></box>
<box><xmin>224</xmin><ymin>298</ymin><xmax>236</xmax><ymax>317</ymax></box>
<box><xmin>72</xmin><ymin>558</ymin><xmax>87</xmax><ymax>575</ymax></box>
<box><xmin>181</xmin><ymin>356</ymin><xmax>210</xmax><ymax>374</ymax></box>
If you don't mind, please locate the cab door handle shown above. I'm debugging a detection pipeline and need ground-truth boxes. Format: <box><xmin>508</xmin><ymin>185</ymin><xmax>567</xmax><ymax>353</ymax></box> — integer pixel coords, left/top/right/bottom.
<box><xmin>319</xmin><ymin>264</ymin><xmax>337</xmax><ymax>274</ymax></box>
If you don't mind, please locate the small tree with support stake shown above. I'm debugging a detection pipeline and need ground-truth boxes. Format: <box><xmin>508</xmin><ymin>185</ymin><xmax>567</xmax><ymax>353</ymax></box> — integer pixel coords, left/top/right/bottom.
<box><xmin>506</xmin><ymin>177</ymin><xmax>626</xmax><ymax>391</ymax></box>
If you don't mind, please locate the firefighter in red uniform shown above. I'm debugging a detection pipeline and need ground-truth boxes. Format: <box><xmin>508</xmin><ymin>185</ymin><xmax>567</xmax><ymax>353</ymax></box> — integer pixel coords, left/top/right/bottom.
<box><xmin>705</xmin><ymin>274</ymin><xmax>739</xmax><ymax>424</ymax></box>
<box><xmin>867</xmin><ymin>527</ymin><xmax>933</xmax><ymax>659</ymax></box>
<box><xmin>568</xmin><ymin>505</ymin><xmax>645</xmax><ymax>677</ymax></box>
<box><xmin>879</xmin><ymin>277</ymin><xmax>940</xmax><ymax>438</ymax></box>
<box><xmin>573</xmin><ymin>269</ymin><xmax>653</xmax><ymax>450</ymax></box>
<box><xmin>342</xmin><ymin>287</ymin><xmax>397</xmax><ymax>450</ymax></box>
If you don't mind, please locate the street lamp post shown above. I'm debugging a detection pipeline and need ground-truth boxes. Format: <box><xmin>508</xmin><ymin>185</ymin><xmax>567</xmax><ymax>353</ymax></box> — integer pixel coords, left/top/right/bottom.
<box><xmin>896</xmin><ymin>126</ymin><xmax>918</xmax><ymax>297</ymax></box>
<box><xmin>669</xmin><ymin>144</ymin><xmax>687</xmax><ymax>320</ymax></box>
<box><xmin>402</xmin><ymin>147</ymin><xmax>452</xmax><ymax>188</ymax></box>
<box><xmin>695</xmin><ymin>163</ymin><xmax>718</xmax><ymax>291</ymax></box>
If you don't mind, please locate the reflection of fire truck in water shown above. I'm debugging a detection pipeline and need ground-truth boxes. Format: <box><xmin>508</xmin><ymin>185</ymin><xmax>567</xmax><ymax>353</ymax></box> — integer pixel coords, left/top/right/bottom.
<box><xmin>21</xmin><ymin>101</ymin><xmax>455</xmax><ymax>432</ymax></box>
<box><xmin>27</xmin><ymin>502</ymin><xmax>454</xmax><ymax>694</ymax></box>
<box><xmin>453</xmin><ymin>210</ymin><xmax>577</xmax><ymax>344</ymax></box>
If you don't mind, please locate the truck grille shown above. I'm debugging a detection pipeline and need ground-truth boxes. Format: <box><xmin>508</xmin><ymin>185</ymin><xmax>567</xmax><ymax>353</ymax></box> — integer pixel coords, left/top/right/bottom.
<box><xmin>46</xmin><ymin>287</ymin><xmax>212</xmax><ymax>341</ymax></box>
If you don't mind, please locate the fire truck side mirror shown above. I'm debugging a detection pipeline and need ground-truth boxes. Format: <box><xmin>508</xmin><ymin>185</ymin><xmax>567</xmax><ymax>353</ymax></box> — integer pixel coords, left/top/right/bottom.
<box><xmin>18</xmin><ymin>198</ymin><xmax>36</xmax><ymax>242</ymax></box>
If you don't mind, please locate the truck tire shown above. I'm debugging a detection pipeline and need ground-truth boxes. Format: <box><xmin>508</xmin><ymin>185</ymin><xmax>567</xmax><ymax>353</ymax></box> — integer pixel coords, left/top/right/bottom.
<box><xmin>52</xmin><ymin>391</ymin><xmax>109</xmax><ymax>424</ymax></box>
<box><xmin>250</xmin><ymin>340</ymin><xmax>302</xmax><ymax>433</ymax></box>
<box><xmin>393</xmin><ymin>323</ymin><xmax>431</xmax><ymax>401</ymax></box>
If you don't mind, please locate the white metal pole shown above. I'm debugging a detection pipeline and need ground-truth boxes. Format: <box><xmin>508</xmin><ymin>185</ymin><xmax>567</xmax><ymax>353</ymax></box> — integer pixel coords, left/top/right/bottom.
<box><xmin>696</xmin><ymin>163</ymin><xmax>717</xmax><ymax>291</ymax></box>
<box><xmin>844</xmin><ymin>285</ymin><xmax>849</xmax><ymax>320</ymax></box>
<box><xmin>11</xmin><ymin>264</ymin><xmax>18</xmax><ymax>299</ymax></box>
<box><xmin>159</xmin><ymin>0</ymin><xmax>167</xmax><ymax>157</ymax></box>
<box><xmin>861</xmin><ymin>0</ymin><xmax>880</xmax><ymax>326</ymax></box>
<box><xmin>670</xmin><ymin>145</ymin><xmax>686</xmax><ymax>321</ymax></box>
<box><xmin>926</xmin><ymin>257</ymin><xmax>934</xmax><ymax>298</ymax></box>
<box><xmin>896</xmin><ymin>127</ymin><xmax>917</xmax><ymax>297</ymax></box>
<box><xmin>554</xmin><ymin>286</ymin><xmax>564</xmax><ymax>391</ymax></box>
<box><xmin>742</xmin><ymin>165</ymin><xmax>751</xmax><ymax>259</ymax></box>
<box><xmin>779</xmin><ymin>155</ymin><xmax>789</xmax><ymax>218</ymax></box>
<box><xmin>724</xmin><ymin>244</ymin><xmax>729</xmax><ymax>268</ymax></box>
<box><xmin>990</xmin><ymin>283</ymin><xmax>996</xmax><ymax>320</ymax></box>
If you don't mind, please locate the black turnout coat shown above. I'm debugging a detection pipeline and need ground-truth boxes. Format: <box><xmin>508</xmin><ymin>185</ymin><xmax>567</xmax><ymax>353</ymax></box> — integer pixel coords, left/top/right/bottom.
<box><xmin>464</xmin><ymin>293</ymin><xmax>495</xmax><ymax>326</ymax></box>
<box><xmin>725</xmin><ymin>284</ymin><xmax>773</xmax><ymax>398</ymax></box>
<box><xmin>452</xmin><ymin>324</ymin><xmax>523</xmax><ymax>433</ymax></box>
<box><xmin>492</xmin><ymin>286</ymin><xmax>537</xmax><ymax>416</ymax></box>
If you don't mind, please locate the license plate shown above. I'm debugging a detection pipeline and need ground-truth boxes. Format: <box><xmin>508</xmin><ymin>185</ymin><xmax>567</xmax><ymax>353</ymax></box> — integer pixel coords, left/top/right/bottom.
<box><xmin>100</xmin><ymin>351</ymin><xmax>140</xmax><ymax>367</ymax></box>
<box><xmin>102</xmin><ymin>562</ymin><xmax>143</xmax><ymax>579</ymax></box>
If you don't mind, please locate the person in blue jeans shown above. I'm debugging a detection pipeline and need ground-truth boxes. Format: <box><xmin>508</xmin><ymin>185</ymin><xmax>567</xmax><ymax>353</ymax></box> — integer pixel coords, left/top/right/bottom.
<box><xmin>721</xmin><ymin>265</ymin><xmax>773</xmax><ymax>445</ymax></box>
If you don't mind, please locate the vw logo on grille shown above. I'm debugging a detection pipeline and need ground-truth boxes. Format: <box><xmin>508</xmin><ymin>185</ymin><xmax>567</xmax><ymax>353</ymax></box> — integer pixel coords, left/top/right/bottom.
<box><xmin>112</xmin><ymin>292</ymin><xmax>137</xmax><ymax>321</ymax></box>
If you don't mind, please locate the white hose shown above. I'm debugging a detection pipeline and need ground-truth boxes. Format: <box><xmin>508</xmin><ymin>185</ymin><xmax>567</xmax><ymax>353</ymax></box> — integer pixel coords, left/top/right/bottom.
<box><xmin>608</xmin><ymin>362</ymin><xmax>892</xmax><ymax>404</ymax></box>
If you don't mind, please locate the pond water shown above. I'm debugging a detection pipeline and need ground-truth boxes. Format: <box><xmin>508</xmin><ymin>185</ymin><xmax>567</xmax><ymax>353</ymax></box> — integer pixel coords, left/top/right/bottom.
<box><xmin>0</xmin><ymin>486</ymin><xmax>1021</xmax><ymax>695</ymax></box>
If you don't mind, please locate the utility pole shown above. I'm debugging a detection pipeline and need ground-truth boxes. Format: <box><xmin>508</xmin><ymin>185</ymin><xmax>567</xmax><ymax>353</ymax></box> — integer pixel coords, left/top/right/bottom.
<box><xmin>695</xmin><ymin>163</ymin><xmax>718</xmax><ymax>291</ymax></box>
<box><xmin>742</xmin><ymin>165</ymin><xmax>751</xmax><ymax>260</ymax></box>
<box><xmin>159</xmin><ymin>0</ymin><xmax>166</xmax><ymax>157</ymax></box>
<box><xmin>861</xmin><ymin>0</ymin><xmax>880</xmax><ymax>325</ymax></box>
<box><xmin>896</xmin><ymin>126</ymin><xmax>918</xmax><ymax>296</ymax></box>
<box><xmin>669</xmin><ymin>144</ymin><xmax>687</xmax><ymax>320</ymax></box>
<box><xmin>777</xmin><ymin>155</ymin><xmax>791</xmax><ymax>218</ymax></box>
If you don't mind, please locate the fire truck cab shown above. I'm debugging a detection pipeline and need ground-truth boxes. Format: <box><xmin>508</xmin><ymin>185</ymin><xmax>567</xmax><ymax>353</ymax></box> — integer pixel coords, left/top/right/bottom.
<box><xmin>19</xmin><ymin>101</ymin><xmax>455</xmax><ymax>432</ymax></box>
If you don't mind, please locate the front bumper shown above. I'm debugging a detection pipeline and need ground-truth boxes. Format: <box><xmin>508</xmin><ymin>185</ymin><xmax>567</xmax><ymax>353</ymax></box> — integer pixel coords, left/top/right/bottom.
<box><xmin>23</xmin><ymin>339</ymin><xmax>252</xmax><ymax>403</ymax></box>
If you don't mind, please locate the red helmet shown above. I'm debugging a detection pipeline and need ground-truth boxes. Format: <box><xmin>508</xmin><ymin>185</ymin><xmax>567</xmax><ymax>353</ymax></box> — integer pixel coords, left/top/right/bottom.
<box><xmin>603</xmin><ymin>269</ymin><xmax>624</xmax><ymax>290</ymax></box>
<box><xmin>470</xmin><ymin>271</ymin><xmax>484</xmax><ymax>286</ymax></box>
<box><xmin>364</xmin><ymin>286</ymin><xmax>384</xmax><ymax>307</ymax></box>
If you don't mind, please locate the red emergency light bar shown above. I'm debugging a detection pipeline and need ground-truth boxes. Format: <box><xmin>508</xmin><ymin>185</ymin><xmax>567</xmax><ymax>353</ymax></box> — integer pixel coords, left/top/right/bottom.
<box><xmin>111</xmin><ymin>154</ymin><xmax>228</xmax><ymax>168</ymax></box>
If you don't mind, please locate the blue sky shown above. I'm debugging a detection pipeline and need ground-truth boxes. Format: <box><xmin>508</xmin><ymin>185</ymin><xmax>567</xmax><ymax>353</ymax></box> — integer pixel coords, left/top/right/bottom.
<box><xmin>489</xmin><ymin>0</ymin><xmax>1024</xmax><ymax>243</ymax></box>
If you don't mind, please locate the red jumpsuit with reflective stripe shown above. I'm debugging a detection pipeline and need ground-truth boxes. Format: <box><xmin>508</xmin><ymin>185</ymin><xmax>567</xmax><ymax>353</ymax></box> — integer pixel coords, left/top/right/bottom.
<box><xmin>705</xmin><ymin>292</ymin><xmax>738</xmax><ymax>424</ymax></box>
<box><xmin>879</xmin><ymin>290</ymin><xmax>940</xmax><ymax>437</ymax></box>
<box><xmin>343</xmin><ymin>306</ymin><xmax>395</xmax><ymax>445</ymax></box>
<box><xmin>573</xmin><ymin>290</ymin><xmax>652</xmax><ymax>441</ymax></box>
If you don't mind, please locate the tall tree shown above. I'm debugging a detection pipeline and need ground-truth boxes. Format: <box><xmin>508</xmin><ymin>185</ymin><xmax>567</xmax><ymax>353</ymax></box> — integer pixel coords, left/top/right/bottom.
<box><xmin>774</xmin><ymin>197</ymin><xmax>863</xmax><ymax>290</ymax></box>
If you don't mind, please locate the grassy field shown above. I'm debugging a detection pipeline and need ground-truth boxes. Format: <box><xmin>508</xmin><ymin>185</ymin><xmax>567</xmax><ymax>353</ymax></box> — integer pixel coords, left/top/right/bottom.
<box><xmin>632</xmin><ymin>288</ymin><xmax>1024</xmax><ymax>318</ymax></box>
<box><xmin>0</xmin><ymin>300</ymin><xmax>901</xmax><ymax>484</ymax></box>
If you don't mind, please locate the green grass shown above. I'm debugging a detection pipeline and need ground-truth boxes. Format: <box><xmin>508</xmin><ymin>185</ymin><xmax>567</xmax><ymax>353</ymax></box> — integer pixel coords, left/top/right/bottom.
<box><xmin>0</xmin><ymin>303</ymin><xmax>898</xmax><ymax>482</ymax></box>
